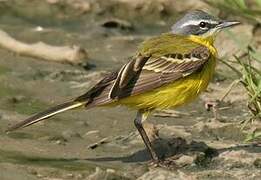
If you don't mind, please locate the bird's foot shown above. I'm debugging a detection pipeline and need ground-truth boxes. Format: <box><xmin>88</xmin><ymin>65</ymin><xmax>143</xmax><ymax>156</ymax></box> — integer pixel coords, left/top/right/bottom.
<box><xmin>149</xmin><ymin>158</ymin><xmax>177</xmax><ymax>169</ymax></box>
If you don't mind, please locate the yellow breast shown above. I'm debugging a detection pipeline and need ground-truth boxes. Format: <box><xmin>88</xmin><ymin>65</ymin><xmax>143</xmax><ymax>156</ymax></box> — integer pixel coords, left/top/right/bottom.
<box><xmin>117</xmin><ymin>56</ymin><xmax>216</xmax><ymax>110</ymax></box>
<box><xmin>115</xmin><ymin>36</ymin><xmax>217</xmax><ymax>110</ymax></box>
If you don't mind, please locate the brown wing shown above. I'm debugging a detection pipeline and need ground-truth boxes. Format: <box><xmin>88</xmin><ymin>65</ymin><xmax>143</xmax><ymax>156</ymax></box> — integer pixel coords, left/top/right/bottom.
<box><xmin>77</xmin><ymin>45</ymin><xmax>211</xmax><ymax>107</ymax></box>
<box><xmin>74</xmin><ymin>54</ymin><xmax>150</xmax><ymax>103</ymax></box>
<box><xmin>115</xmin><ymin>46</ymin><xmax>210</xmax><ymax>98</ymax></box>
<box><xmin>109</xmin><ymin>55</ymin><xmax>150</xmax><ymax>98</ymax></box>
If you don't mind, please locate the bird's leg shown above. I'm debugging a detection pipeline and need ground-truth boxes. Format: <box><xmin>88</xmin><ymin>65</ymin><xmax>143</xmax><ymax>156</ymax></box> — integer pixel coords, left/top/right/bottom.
<box><xmin>134</xmin><ymin>110</ymin><xmax>159</xmax><ymax>162</ymax></box>
<box><xmin>134</xmin><ymin>110</ymin><xmax>177</xmax><ymax>169</ymax></box>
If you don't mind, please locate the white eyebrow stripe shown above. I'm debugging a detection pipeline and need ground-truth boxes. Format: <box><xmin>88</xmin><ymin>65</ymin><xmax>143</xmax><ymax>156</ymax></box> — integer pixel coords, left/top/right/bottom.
<box><xmin>180</xmin><ymin>19</ymin><xmax>219</xmax><ymax>27</ymax></box>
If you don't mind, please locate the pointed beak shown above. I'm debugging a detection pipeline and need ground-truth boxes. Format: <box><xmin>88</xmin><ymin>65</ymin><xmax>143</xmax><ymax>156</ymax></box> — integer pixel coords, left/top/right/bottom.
<box><xmin>217</xmin><ymin>21</ymin><xmax>241</xmax><ymax>29</ymax></box>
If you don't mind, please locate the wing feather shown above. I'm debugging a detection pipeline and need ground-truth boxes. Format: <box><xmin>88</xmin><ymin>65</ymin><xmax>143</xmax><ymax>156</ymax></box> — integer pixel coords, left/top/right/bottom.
<box><xmin>77</xmin><ymin>36</ymin><xmax>212</xmax><ymax>107</ymax></box>
<box><xmin>109</xmin><ymin>55</ymin><xmax>150</xmax><ymax>99</ymax></box>
<box><xmin>111</xmin><ymin>46</ymin><xmax>211</xmax><ymax>98</ymax></box>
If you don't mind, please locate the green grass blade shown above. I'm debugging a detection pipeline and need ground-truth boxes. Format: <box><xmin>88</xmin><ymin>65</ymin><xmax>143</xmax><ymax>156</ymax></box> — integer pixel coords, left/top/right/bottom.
<box><xmin>235</xmin><ymin>0</ymin><xmax>247</xmax><ymax>9</ymax></box>
<box><xmin>255</xmin><ymin>0</ymin><xmax>261</xmax><ymax>6</ymax></box>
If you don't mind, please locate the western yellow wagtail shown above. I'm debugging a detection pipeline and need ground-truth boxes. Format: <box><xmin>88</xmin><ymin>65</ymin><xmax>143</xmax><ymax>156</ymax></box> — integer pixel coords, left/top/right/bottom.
<box><xmin>7</xmin><ymin>10</ymin><xmax>239</xmax><ymax>165</ymax></box>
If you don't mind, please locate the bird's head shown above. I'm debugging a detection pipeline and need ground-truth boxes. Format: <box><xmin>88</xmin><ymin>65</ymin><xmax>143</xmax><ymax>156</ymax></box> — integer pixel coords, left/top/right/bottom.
<box><xmin>171</xmin><ymin>10</ymin><xmax>240</xmax><ymax>38</ymax></box>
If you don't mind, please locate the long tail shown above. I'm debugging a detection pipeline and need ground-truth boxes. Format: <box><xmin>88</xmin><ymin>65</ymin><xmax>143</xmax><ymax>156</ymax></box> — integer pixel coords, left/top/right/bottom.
<box><xmin>6</xmin><ymin>101</ymin><xmax>85</xmax><ymax>132</ymax></box>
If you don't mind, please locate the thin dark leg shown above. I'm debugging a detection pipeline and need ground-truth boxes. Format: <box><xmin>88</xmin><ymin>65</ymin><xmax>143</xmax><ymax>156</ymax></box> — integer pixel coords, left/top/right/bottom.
<box><xmin>134</xmin><ymin>110</ymin><xmax>159</xmax><ymax>162</ymax></box>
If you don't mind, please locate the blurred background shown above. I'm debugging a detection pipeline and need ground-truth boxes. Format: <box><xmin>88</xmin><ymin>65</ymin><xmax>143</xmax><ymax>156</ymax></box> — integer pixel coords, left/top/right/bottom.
<box><xmin>0</xmin><ymin>0</ymin><xmax>260</xmax><ymax>179</ymax></box>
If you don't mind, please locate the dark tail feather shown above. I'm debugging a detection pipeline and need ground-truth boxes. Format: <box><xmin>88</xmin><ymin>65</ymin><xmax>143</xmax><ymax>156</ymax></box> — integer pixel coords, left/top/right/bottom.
<box><xmin>6</xmin><ymin>101</ymin><xmax>85</xmax><ymax>132</ymax></box>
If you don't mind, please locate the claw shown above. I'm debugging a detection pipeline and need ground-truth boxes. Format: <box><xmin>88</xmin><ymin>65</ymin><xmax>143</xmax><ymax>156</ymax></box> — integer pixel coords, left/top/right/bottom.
<box><xmin>149</xmin><ymin>159</ymin><xmax>177</xmax><ymax>169</ymax></box>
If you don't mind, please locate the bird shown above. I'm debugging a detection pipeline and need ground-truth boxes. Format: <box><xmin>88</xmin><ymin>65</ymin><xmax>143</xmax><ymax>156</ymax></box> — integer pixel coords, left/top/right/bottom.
<box><xmin>7</xmin><ymin>10</ymin><xmax>240</xmax><ymax>166</ymax></box>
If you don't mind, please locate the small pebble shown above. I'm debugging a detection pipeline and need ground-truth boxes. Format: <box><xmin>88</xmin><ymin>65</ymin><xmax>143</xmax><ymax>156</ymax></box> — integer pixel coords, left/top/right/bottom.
<box><xmin>106</xmin><ymin>168</ymin><xmax>116</xmax><ymax>173</ymax></box>
<box><xmin>65</xmin><ymin>173</ymin><xmax>74</xmax><ymax>178</ymax></box>
<box><xmin>83</xmin><ymin>130</ymin><xmax>99</xmax><ymax>138</ymax></box>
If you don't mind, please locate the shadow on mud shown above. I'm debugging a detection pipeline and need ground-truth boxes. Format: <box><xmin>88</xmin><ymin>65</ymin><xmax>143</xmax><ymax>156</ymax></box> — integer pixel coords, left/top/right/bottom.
<box><xmin>0</xmin><ymin>137</ymin><xmax>260</xmax><ymax>172</ymax></box>
<box><xmin>85</xmin><ymin>137</ymin><xmax>260</xmax><ymax>164</ymax></box>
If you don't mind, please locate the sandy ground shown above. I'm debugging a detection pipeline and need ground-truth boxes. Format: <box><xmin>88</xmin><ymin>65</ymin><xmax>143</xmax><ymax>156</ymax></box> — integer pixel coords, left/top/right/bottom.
<box><xmin>0</xmin><ymin>0</ymin><xmax>260</xmax><ymax>179</ymax></box>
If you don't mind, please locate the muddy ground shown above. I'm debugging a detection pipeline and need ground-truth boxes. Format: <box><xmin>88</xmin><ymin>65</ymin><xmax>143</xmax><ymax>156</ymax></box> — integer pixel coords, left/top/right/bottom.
<box><xmin>0</xmin><ymin>0</ymin><xmax>260</xmax><ymax>179</ymax></box>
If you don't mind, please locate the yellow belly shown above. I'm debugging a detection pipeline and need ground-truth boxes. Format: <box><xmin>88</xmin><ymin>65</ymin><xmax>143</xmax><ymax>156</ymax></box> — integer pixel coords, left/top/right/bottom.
<box><xmin>114</xmin><ymin>56</ymin><xmax>216</xmax><ymax>110</ymax></box>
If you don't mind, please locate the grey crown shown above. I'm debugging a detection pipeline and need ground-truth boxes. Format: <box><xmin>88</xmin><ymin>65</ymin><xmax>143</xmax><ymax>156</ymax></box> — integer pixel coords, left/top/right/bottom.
<box><xmin>171</xmin><ymin>10</ymin><xmax>220</xmax><ymax>35</ymax></box>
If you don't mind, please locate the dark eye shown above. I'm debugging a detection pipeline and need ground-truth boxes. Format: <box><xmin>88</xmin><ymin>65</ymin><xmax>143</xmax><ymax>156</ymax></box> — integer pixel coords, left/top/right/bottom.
<box><xmin>199</xmin><ymin>22</ymin><xmax>206</xmax><ymax>28</ymax></box>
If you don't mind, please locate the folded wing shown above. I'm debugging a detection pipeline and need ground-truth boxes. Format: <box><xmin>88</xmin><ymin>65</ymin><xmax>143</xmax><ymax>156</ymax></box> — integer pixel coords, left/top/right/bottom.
<box><xmin>84</xmin><ymin>45</ymin><xmax>211</xmax><ymax>106</ymax></box>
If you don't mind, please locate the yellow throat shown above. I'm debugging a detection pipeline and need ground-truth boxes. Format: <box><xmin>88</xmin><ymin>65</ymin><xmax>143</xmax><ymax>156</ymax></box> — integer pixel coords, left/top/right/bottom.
<box><xmin>188</xmin><ymin>35</ymin><xmax>217</xmax><ymax>56</ymax></box>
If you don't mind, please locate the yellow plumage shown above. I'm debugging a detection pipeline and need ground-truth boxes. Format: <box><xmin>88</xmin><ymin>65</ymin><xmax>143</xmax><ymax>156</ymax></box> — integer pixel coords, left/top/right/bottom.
<box><xmin>116</xmin><ymin>59</ymin><xmax>215</xmax><ymax>110</ymax></box>
<box><xmin>112</xmin><ymin>35</ymin><xmax>217</xmax><ymax>110</ymax></box>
